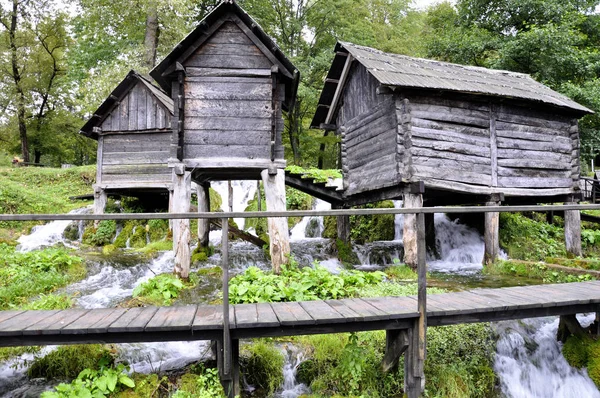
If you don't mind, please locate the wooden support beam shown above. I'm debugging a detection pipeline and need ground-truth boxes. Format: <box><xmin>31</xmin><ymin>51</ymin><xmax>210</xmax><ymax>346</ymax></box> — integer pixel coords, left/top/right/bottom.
<box><xmin>403</xmin><ymin>193</ymin><xmax>423</xmax><ymax>270</ymax></box>
<box><xmin>172</xmin><ymin>168</ymin><xmax>191</xmax><ymax>278</ymax></box>
<box><xmin>261</xmin><ymin>169</ymin><xmax>290</xmax><ymax>273</ymax></box>
<box><xmin>382</xmin><ymin>329</ymin><xmax>409</xmax><ymax>372</ymax></box>
<box><xmin>484</xmin><ymin>196</ymin><xmax>501</xmax><ymax>265</ymax></box>
<box><xmin>333</xmin><ymin>204</ymin><xmax>350</xmax><ymax>244</ymax></box>
<box><xmin>197</xmin><ymin>183</ymin><xmax>210</xmax><ymax>249</ymax></box>
<box><xmin>93</xmin><ymin>187</ymin><xmax>107</xmax><ymax>228</ymax></box>
<box><xmin>425</xmin><ymin>213</ymin><xmax>437</xmax><ymax>258</ymax></box>
<box><xmin>565</xmin><ymin>195</ymin><xmax>582</xmax><ymax>257</ymax></box>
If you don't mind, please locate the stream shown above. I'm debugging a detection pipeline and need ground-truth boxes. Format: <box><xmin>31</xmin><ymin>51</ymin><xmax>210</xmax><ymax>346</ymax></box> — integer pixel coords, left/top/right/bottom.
<box><xmin>1</xmin><ymin>183</ymin><xmax>598</xmax><ymax>397</ymax></box>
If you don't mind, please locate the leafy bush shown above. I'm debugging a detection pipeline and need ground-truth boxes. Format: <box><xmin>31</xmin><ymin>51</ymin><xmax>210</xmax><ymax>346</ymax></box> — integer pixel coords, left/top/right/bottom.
<box><xmin>485</xmin><ymin>260</ymin><xmax>594</xmax><ymax>283</ymax></box>
<box><xmin>41</xmin><ymin>364</ymin><xmax>135</xmax><ymax>398</ymax></box>
<box><xmin>499</xmin><ymin>212</ymin><xmax>565</xmax><ymax>260</ymax></box>
<box><xmin>172</xmin><ymin>368</ymin><xmax>225</xmax><ymax>398</ymax></box>
<box><xmin>350</xmin><ymin>201</ymin><xmax>396</xmax><ymax>243</ymax></box>
<box><xmin>133</xmin><ymin>273</ymin><xmax>198</xmax><ymax>306</ymax></box>
<box><xmin>228</xmin><ymin>263</ymin><xmax>385</xmax><ymax>304</ymax></box>
<box><xmin>0</xmin><ymin>244</ymin><xmax>84</xmax><ymax>309</ymax></box>
<box><xmin>83</xmin><ymin>220</ymin><xmax>116</xmax><ymax>246</ymax></box>
<box><xmin>284</xmin><ymin>166</ymin><xmax>342</xmax><ymax>183</ymax></box>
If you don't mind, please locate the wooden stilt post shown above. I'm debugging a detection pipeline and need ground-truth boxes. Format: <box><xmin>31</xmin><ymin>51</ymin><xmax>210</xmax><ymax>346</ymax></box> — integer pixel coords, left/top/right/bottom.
<box><xmin>333</xmin><ymin>204</ymin><xmax>350</xmax><ymax>243</ymax></box>
<box><xmin>261</xmin><ymin>169</ymin><xmax>290</xmax><ymax>273</ymax></box>
<box><xmin>172</xmin><ymin>164</ymin><xmax>191</xmax><ymax>279</ymax></box>
<box><xmin>484</xmin><ymin>194</ymin><xmax>502</xmax><ymax>265</ymax></box>
<box><xmin>425</xmin><ymin>212</ymin><xmax>437</xmax><ymax>258</ymax></box>
<box><xmin>93</xmin><ymin>186</ymin><xmax>107</xmax><ymax>227</ymax></box>
<box><xmin>197</xmin><ymin>182</ymin><xmax>210</xmax><ymax>249</ymax></box>
<box><xmin>565</xmin><ymin>195</ymin><xmax>582</xmax><ymax>257</ymax></box>
<box><xmin>403</xmin><ymin>182</ymin><xmax>424</xmax><ymax>270</ymax></box>
<box><xmin>168</xmin><ymin>189</ymin><xmax>174</xmax><ymax>231</ymax></box>
<box><xmin>257</xmin><ymin>181</ymin><xmax>262</xmax><ymax>212</ymax></box>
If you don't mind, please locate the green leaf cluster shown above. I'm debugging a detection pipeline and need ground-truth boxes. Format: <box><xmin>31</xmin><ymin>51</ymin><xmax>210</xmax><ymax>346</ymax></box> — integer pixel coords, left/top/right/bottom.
<box><xmin>133</xmin><ymin>273</ymin><xmax>198</xmax><ymax>305</ymax></box>
<box><xmin>0</xmin><ymin>244</ymin><xmax>84</xmax><ymax>309</ymax></box>
<box><xmin>229</xmin><ymin>263</ymin><xmax>385</xmax><ymax>304</ymax></box>
<box><xmin>172</xmin><ymin>367</ymin><xmax>225</xmax><ymax>398</ymax></box>
<box><xmin>41</xmin><ymin>364</ymin><xmax>135</xmax><ymax>398</ymax></box>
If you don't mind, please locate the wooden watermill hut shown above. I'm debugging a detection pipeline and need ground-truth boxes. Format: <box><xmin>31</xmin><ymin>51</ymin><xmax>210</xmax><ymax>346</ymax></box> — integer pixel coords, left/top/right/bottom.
<box><xmin>148</xmin><ymin>0</ymin><xmax>299</xmax><ymax>274</ymax></box>
<box><xmin>311</xmin><ymin>42</ymin><xmax>593</xmax><ymax>265</ymax></box>
<box><xmin>80</xmin><ymin>70</ymin><xmax>174</xmax><ymax>213</ymax></box>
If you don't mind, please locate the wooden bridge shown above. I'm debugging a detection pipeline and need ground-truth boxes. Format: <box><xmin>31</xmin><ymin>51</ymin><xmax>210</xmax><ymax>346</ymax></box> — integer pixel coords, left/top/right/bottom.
<box><xmin>1</xmin><ymin>281</ymin><xmax>599</xmax><ymax>348</ymax></box>
<box><xmin>3</xmin><ymin>205</ymin><xmax>600</xmax><ymax>397</ymax></box>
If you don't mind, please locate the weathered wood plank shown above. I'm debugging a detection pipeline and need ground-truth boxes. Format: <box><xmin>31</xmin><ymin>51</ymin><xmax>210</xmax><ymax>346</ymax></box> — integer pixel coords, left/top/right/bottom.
<box><xmin>193</xmin><ymin>305</ymin><xmax>224</xmax><ymax>330</ymax></box>
<box><xmin>0</xmin><ymin>310</ymin><xmax>61</xmax><ymax>336</ymax></box>
<box><xmin>185</xmin><ymin>116</ymin><xmax>270</xmax><ymax>131</ymax></box>
<box><xmin>410</xmin><ymin>96</ymin><xmax>490</xmax><ymax>112</ymax></box>
<box><xmin>103</xmin><ymin>133</ymin><xmax>171</xmax><ymax>152</ymax></box>
<box><xmin>497</xmin><ymin>158</ymin><xmax>571</xmax><ymax>171</ymax></box>
<box><xmin>298</xmin><ymin>301</ymin><xmax>345</xmax><ymax>324</ymax></box>
<box><xmin>0</xmin><ymin>310</ymin><xmax>24</xmax><ymax>324</ymax></box>
<box><xmin>65</xmin><ymin>308</ymin><xmax>128</xmax><ymax>334</ymax></box>
<box><xmin>411</xmin><ymin>117</ymin><xmax>489</xmax><ymax>138</ymax></box>
<box><xmin>256</xmin><ymin>303</ymin><xmax>280</xmax><ymax>328</ymax></box>
<box><xmin>411</xmin><ymin>110</ymin><xmax>490</xmax><ymax>128</ymax></box>
<box><xmin>338</xmin><ymin>298</ymin><xmax>390</xmax><ymax>321</ymax></box>
<box><xmin>410</xmin><ymin>102</ymin><xmax>490</xmax><ymax>120</ymax></box>
<box><xmin>145</xmin><ymin>305</ymin><xmax>197</xmax><ymax>332</ymax></box>
<box><xmin>184</xmin><ymin>130</ymin><xmax>271</xmax><ymax>146</ymax></box>
<box><xmin>497</xmin><ymin>167</ymin><xmax>571</xmax><ymax>179</ymax></box>
<box><xmin>23</xmin><ymin>309</ymin><xmax>90</xmax><ymax>335</ymax></box>
<box><xmin>109</xmin><ymin>307</ymin><xmax>159</xmax><ymax>333</ymax></box>
<box><xmin>412</xmin><ymin>165</ymin><xmax>492</xmax><ymax>186</ymax></box>
<box><xmin>412</xmin><ymin>157</ymin><xmax>492</xmax><ymax>174</ymax></box>
<box><xmin>498</xmin><ymin>176</ymin><xmax>573</xmax><ymax>189</ymax></box>
<box><xmin>102</xmin><ymin>165</ymin><xmax>170</xmax><ymax>175</ymax></box>
<box><xmin>497</xmin><ymin>137</ymin><xmax>571</xmax><ymax>154</ymax></box>
<box><xmin>496</xmin><ymin>112</ymin><xmax>571</xmax><ymax>130</ymax></box>
<box><xmin>345</xmin><ymin>115</ymin><xmax>397</xmax><ymax>149</ymax></box>
<box><xmin>186</xmin><ymin>99</ymin><xmax>272</xmax><ymax>118</ymax></box>
<box><xmin>344</xmin><ymin>97</ymin><xmax>396</xmax><ymax>134</ymax></box>
<box><xmin>361</xmin><ymin>297</ymin><xmax>419</xmax><ymax>319</ymax></box>
<box><xmin>186</xmin><ymin>68</ymin><xmax>272</xmax><ymax>78</ymax></box>
<box><xmin>185</xmin><ymin>144</ymin><xmax>269</xmax><ymax>160</ymax></box>
<box><xmin>497</xmin><ymin>148</ymin><xmax>571</xmax><ymax>163</ymax></box>
<box><xmin>234</xmin><ymin>304</ymin><xmax>258</xmax><ymax>328</ymax></box>
<box><xmin>271</xmin><ymin>302</ymin><xmax>315</xmax><ymax>326</ymax></box>
<box><xmin>185</xmin><ymin>54</ymin><xmax>272</xmax><ymax>69</ymax></box>
<box><xmin>412</xmin><ymin>138</ymin><xmax>491</xmax><ymax>157</ymax></box>
<box><xmin>412</xmin><ymin>126</ymin><xmax>489</xmax><ymax>147</ymax></box>
<box><xmin>102</xmin><ymin>151</ymin><xmax>170</xmax><ymax>165</ymax></box>
<box><xmin>198</xmin><ymin>42</ymin><xmax>263</xmax><ymax>57</ymax></box>
<box><xmin>204</xmin><ymin>27</ymin><xmax>254</xmax><ymax>45</ymax></box>
<box><xmin>103</xmin><ymin>174</ymin><xmax>173</xmax><ymax>183</ymax></box>
<box><xmin>325</xmin><ymin>300</ymin><xmax>362</xmax><ymax>322</ymax></box>
<box><xmin>185</xmin><ymin>81</ymin><xmax>271</xmax><ymax>101</ymax></box>
<box><xmin>411</xmin><ymin>147</ymin><xmax>491</xmax><ymax>165</ymax></box>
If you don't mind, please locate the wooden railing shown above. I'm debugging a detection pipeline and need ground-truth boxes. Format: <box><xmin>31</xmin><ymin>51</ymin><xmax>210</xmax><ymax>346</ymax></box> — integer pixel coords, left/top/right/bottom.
<box><xmin>3</xmin><ymin>203</ymin><xmax>600</xmax><ymax>397</ymax></box>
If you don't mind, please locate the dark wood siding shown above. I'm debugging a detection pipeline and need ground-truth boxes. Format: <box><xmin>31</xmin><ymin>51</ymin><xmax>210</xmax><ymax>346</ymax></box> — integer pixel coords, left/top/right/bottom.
<box><xmin>101</xmin><ymin>82</ymin><xmax>170</xmax><ymax>132</ymax></box>
<box><xmin>101</xmin><ymin>132</ymin><xmax>171</xmax><ymax>184</ymax></box>
<box><xmin>182</xmin><ymin>21</ymin><xmax>281</xmax><ymax>163</ymax></box>
<box><xmin>339</xmin><ymin>64</ymin><xmax>398</xmax><ymax>195</ymax></box>
<box><xmin>494</xmin><ymin>103</ymin><xmax>574</xmax><ymax>190</ymax></box>
<box><xmin>407</xmin><ymin>96</ymin><xmax>492</xmax><ymax>188</ymax></box>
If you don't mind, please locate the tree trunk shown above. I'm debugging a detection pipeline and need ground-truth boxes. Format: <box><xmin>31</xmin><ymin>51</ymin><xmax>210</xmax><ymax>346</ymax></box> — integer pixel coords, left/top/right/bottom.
<box><xmin>6</xmin><ymin>0</ymin><xmax>29</xmax><ymax>162</ymax></box>
<box><xmin>143</xmin><ymin>2</ymin><xmax>159</xmax><ymax>70</ymax></box>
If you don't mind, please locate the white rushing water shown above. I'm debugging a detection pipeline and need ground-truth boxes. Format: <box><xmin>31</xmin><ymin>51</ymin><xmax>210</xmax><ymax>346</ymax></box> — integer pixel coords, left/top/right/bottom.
<box><xmin>495</xmin><ymin>315</ymin><xmax>600</xmax><ymax>398</ymax></box>
<box><xmin>273</xmin><ymin>345</ymin><xmax>310</xmax><ymax>398</ymax></box>
<box><xmin>211</xmin><ymin>180</ymin><xmax>257</xmax><ymax>230</ymax></box>
<box><xmin>16</xmin><ymin>207</ymin><xmax>91</xmax><ymax>252</ymax></box>
<box><xmin>290</xmin><ymin>198</ymin><xmax>330</xmax><ymax>241</ymax></box>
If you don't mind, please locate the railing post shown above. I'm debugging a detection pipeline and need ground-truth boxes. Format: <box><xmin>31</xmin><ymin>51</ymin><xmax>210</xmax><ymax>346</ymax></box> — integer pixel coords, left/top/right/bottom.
<box><xmin>220</xmin><ymin>214</ymin><xmax>236</xmax><ymax>397</ymax></box>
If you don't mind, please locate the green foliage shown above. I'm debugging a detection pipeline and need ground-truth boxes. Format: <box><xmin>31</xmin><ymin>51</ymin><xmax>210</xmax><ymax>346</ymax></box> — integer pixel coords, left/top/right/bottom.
<box><xmin>241</xmin><ymin>340</ymin><xmax>284</xmax><ymax>395</ymax></box>
<box><xmin>29</xmin><ymin>345</ymin><xmax>114</xmax><ymax>380</ymax></box>
<box><xmin>285</xmin><ymin>166</ymin><xmax>342</xmax><ymax>183</ymax></box>
<box><xmin>83</xmin><ymin>220</ymin><xmax>116</xmax><ymax>246</ymax></box>
<box><xmin>0</xmin><ymin>244</ymin><xmax>85</xmax><ymax>309</ymax></box>
<box><xmin>228</xmin><ymin>263</ymin><xmax>385</xmax><ymax>304</ymax></box>
<box><xmin>172</xmin><ymin>367</ymin><xmax>225</xmax><ymax>398</ymax></box>
<box><xmin>485</xmin><ymin>260</ymin><xmax>594</xmax><ymax>283</ymax></box>
<box><xmin>563</xmin><ymin>335</ymin><xmax>592</xmax><ymax>369</ymax></box>
<box><xmin>113</xmin><ymin>223</ymin><xmax>134</xmax><ymax>249</ymax></box>
<box><xmin>192</xmin><ymin>245</ymin><xmax>215</xmax><ymax>263</ymax></box>
<box><xmin>147</xmin><ymin>219</ymin><xmax>170</xmax><ymax>242</ymax></box>
<box><xmin>499</xmin><ymin>212</ymin><xmax>566</xmax><ymax>260</ymax></box>
<box><xmin>350</xmin><ymin>201</ymin><xmax>396</xmax><ymax>244</ymax></box>
<box><xmin>133</xmin><ymin>273</ymin><xmax>198</xmax><ymax>305</ymax></box>
<box><xmin>385</xmin><ymin>263</ymin><xmax>418</xmax><ymax>281</ymax></box>
<box><xmin>41</xmin><ymin>364</ymin><xmax>135</xmax><ymax>398</ymax></box>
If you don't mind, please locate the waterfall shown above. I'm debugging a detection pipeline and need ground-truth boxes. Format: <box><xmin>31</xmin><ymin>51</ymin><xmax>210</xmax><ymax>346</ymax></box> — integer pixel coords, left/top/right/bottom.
<box><xmin>393</xmin><ymin>200</ymin><xmax>403</xmax><ymax>241</ymax></box>
<box><xmin>273</xmin><ymin>345</ymin><xmax>310</xmax><ymax>398</ymax></box>
<box><xmin>211</xmin><ymin>180</ymin><xmax>257</xmax><ymax>230</ymax></box>
<box><xmin>495</xmin><ymin>315</ymin><xmax>600</xmax><ymax>398</ymax></box>
<box><xmin>16</xmin><ymin>207</ymin><xmax>91</xmax><ymax>252</ymax></box>
<box><xmin>290</xmin><ymin>198</ymin><xmax>330</xmax><ymax>240</ymax></box>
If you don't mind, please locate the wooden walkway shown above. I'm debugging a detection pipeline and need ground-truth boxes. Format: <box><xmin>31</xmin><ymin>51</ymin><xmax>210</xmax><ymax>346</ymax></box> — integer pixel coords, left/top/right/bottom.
<box><xmin>1</xmin><ymin>281</ymin><xmax>599</xmax><ymax>348</ymax></box>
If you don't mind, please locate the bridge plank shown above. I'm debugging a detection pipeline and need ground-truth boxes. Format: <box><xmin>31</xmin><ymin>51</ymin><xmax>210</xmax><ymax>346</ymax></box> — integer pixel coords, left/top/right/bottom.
<box><xmin>145</xmin><ymin>305</ymin><xmax>197</xmax><ymax>332</ymax></box>
<box><xmin>193</xmin><ymin>305</ymin><xmax>224</xmax><ymax>330</ymax></box>
<box><xmin>23</xmin><ymin>309</ymin><xmax>90</xmax><ymax>335</ymax></box>
<box><xmin>109</xmin><ymin>307</ymin><xmax>158</xmax><ymax>332</ymax></box>
<box><xmin>362</xmin><ymin>296</ymin><xmax>418</xmax><ymax>318</ymax></box>
<box><xmin>299</xmin><ymin>301</ymin><xmax>345</xmax><ymax>324</ymax></box>
<box><xmin>62</xmin><ymin>308</ymin><xmax>126</xmax><ymax>334</ymax></box>
<box><xmin>235</xmin><ymin>304</ymin><xmax>258</xmax><ymax>328</ymax></box>
<box><xmin>0</xmin><ymin>310</ymin><xmax>61</xmax><ymax>336</ymax></box>
<box><xmin>337</xmin><ymin>298</ymin><xmax>389</xmax><ymax>321</ymax></box>
<box><xmin>0</xmin><ymin>310</ymin><xmax>24</xmax><ymax>324</ymax></box>
<box><xmin>325</xmin><ymin>300</ymin><xmax>362</xmax><ymax>322</ymax></box>
<box><xmin>271</xmin><ymin>302</ymin><xmax>314</xmax><ymax>326</ymax></box>
<box><xmin>83</xmin><ymin>308</ymin><xmax>129</xmax><ymax>334</ymax></box>
<box><xmin>256</xmin><ymin>303</ymin><xmax>279</xmax><ymax>328</ymax></box>
<box><xmin>471</xmin><ymin>289</ymin><xmax>535</xmax><ymax>309</ymax></box>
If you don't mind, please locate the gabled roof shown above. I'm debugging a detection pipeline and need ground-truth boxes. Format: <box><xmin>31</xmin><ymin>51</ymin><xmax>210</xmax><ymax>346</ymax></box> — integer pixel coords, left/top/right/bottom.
<box><xmin>80</xmin><ymin>70</ymin><xmax>174</xmax><ymax>140</ymax></box>
<box><xmin>150</xmin><ymin>0</ymin><xmax>299</xmax><ymax>111</ymax></box>
<box><xmin>312</xmin><ymin>42</ymin><xmax>593</xmax><ymax>128</ymax></box>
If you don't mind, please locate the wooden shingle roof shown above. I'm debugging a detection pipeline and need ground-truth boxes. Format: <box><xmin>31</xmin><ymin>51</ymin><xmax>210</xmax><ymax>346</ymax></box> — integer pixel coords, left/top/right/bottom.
<box><xmin>312</xmin><ymin>42</ymin><xmax>592</xmax><ymax>128</ymax></box>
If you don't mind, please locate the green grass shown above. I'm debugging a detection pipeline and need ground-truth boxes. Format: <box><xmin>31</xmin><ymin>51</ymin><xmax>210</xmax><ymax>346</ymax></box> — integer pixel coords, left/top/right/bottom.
<box><xmin>485</xmin><ymin>259</ymin><xmax>594</xmax><ymax>283</ymax></box>
<box><xmin>0</xmin><ymin>165</ymin><xmax>95</xmax><ymax>238</ymax></box>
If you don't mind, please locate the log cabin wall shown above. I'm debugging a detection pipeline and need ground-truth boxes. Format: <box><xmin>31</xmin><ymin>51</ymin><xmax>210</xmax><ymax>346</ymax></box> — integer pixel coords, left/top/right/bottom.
<box><xmin>402</xmin><ymin>95</ymin><xmax>493</xmax><ymax>191</ymax></box>
<box><xmin>98</xmin><ymin>81</ymin><xmax>172</xmax><ymax>185</ymax></box>
<box><xmin>339</xmin><ymin>64</ymin><xmax>399</xmax><ymax>195</ymax></box>
<box><xmin>181</xmin><ymin>21</ymin><xmax>284</xmax><ymax>168</ymax></box>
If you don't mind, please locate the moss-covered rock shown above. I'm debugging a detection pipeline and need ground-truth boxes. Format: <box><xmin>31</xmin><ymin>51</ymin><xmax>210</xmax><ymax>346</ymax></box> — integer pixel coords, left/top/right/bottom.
<box><xmin>563</xmin><ymin>335</ymin><xmax>591</xmax><ymax>369</ymax></box>
<box><xmin>240</xmin><ymin>341</ymin><xmax>284</xmax><ymax>395</ymax></box>
<box><xmin>130</xmin><ymin>224</ymin><xmax>148</xmax><ymax>249</ymax></box>
<box><xmin>350</xmin><ymin>201</ymin><xmax>395</xmax><ymax>244</ymax></box>
<box><xmin>335</xmin><ymin>239</ymin><xmax>359</xmax><ymax>266</ymax></box>
<box><xmin>192</xmin><ymin>245</ymin><xmax>215</xmax><ymax>263</ymax></box>
<box><xmin>148</xmin><ymin>219</ymin><xmax>169</xmax><ymax>242</ymax></box>
<box><xmin>114</xmin><ymin>222</ymin><xmax>134</xmax><ymax>248</ymax></box>
<box><xmin>323</xmin><ymin>216</ymin><xmax>337</xmax><ymax>239</ymax></box>
<box><xmin>27</xmin><ymin>345</ymin><xmax>114</xmax><ymax>380</ymax></box>
<box><xmin>62</xmin><ymin>222</ymin><xmax>80</xmax><ymax>241</ymax></box>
